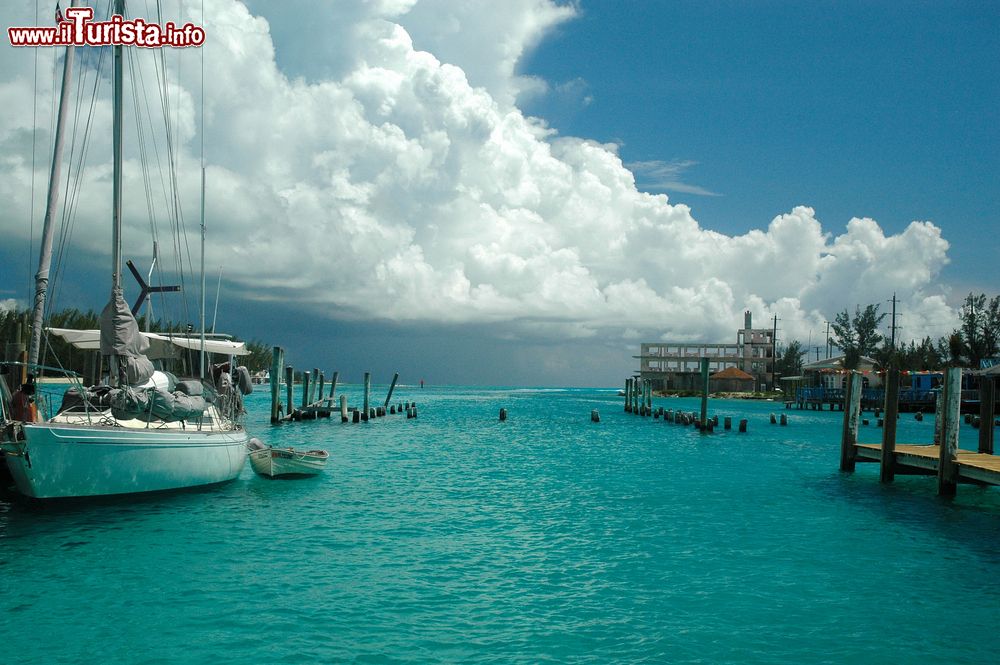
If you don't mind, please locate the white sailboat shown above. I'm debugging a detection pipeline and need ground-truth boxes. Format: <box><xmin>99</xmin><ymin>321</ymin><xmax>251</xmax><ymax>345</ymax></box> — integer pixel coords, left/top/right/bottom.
<box><xmin>1</xmin><ymin>1</ymin><xmax>249</xmax><ymax>498</ymax></box>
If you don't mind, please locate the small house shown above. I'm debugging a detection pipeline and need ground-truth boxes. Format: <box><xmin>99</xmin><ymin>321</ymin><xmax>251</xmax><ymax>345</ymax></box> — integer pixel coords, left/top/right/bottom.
<box><xmin>710</xmin><ymin>366</ymin><xmax>755</xmax><ymax>393</ymax></box>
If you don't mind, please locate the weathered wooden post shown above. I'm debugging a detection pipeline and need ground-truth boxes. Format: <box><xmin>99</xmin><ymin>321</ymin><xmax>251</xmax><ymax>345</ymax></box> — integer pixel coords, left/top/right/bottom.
<box><xmin>979</xmin><ymin>377</ymin><xmax>995</xmax><ymax>455</ymax></box>
<box><xmin>933</xmin><ymin>387</ymin><xmax>944</xmax><ymax>444</ymax></box>
<box><xmin>591</xmin><ymin>409</ymin><xmax>600</xmax><ymax>423</ymax></box>
<box><xmin>624</xmin><ymin>379</ymin><xmax>631</xmax><ymax>413</ymax></box>
<box><xmin>646</xmin><ymin>380</ymin><xmax>652</xmax><ymax>416</ymax></box>
<box><xmin>499</xmin><ymin>408</ymin><xmax>507</xmax><ymax>422</ymax></box>
<box><xmin>699</xmin><ymin>357</ymin><xmax>709</xmax><ymax>429</ymax></box>
<box><xmin>311</xmin><ymin>367</ymin><xmax>320</xmax><ymax>405</ymax></box>
<box><xmin>269</xmin><ymin>346</ymin><xmax>283</xmax><ymax>423</ymax></box>
<box><xmin>738</xmin><ymin>419</ymin><xmax>748</xmax><ymax>433</ymax></box>
<box><xmin>880</xmin><ymin>368</ymin><xmax>900</xmax><ymax>483</ymax></box>
<box><xmin>340</xmin><ymin>394</ymin><xmax>348</xmax><ymax>422</ymax></box>
<box><xmin>384</xmin><ymin>372</ymin><xmax>400</xmax><ymax>408</ymax></box>
<box><xmin>779</xmin><ymin>413</ymin><xmax>788</xmax><ymax>426</ymax></box>
<box><xmin>724</xmin><ymin>416</ymin><xmax>732</xmax><ymax>430</ymax></box>
<box><xmin>329</xmin><ymin>371</ymin><xmax>339</xmax><ymax>404</ymax></box>
<box><xmin>839</xmin><ymin>372</ymin><xmax>863</xmax><ymax>472</ymax></box>
<box><xmin>363</xmin><ymin>371</ymin><xmax>371</xmax><ymax>423</ymax></box>
<box><xmin>301</xmin><ymin>370</ymin><xmax>311</xmax><ymax>414</ymax></box>
<box><xmin>938</xmin><ymin>367</ymin><xmax>963</xmax><ymax>496</ymax></box>
<box><xmin>285</xmin><ymin>365</ymin><xmax>294</xmax><ymax>421</ymax></box>
<box><xmin>770</xmin><ymin>413</ymin><xmax>777</xmax><ymax>424</ymax></box>
<box><xmin>633</xmin><ymin>379</ymin><xmax>640</xmax><ymax>414</ymax></box>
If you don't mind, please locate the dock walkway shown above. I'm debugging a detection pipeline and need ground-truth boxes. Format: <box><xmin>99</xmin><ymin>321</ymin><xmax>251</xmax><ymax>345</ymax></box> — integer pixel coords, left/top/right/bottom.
<box><xmin>840</xmin><ymin>367</ymin><xmax>998</xmax><ymax>496</ymax></box>
<box><xmin>854</xmin><ymin>443</ymin><xmax>1000</xmax><ymax>484</ymax></box>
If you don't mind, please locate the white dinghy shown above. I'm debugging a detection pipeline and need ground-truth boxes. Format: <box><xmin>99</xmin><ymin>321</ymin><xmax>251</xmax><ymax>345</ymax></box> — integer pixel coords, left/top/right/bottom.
<box><xmin>246</xmin><ymin>438</ymin><xmax>328</xmax><ymax>479</ymax></box>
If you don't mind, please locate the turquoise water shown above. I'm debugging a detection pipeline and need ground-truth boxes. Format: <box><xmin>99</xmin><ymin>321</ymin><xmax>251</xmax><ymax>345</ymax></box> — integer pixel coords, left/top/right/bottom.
<box><xmin>3</xmin><ymin>385</ymin><xmax>1000</xmax><ymax>664</ymax></box>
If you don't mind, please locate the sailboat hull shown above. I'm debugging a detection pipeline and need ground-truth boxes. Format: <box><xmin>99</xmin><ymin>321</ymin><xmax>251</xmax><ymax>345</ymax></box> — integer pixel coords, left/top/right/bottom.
<box><xmin>4</xmin><ymin>423</ymin><xmax>248</xmax><ymax>498</ymax></box>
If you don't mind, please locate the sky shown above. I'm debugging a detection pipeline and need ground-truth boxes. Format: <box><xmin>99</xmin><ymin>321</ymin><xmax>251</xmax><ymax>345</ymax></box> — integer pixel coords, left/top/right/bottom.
<box><xmin>0</xmin><ymin>0</ymin><xmax>997</xmax><ymax>386</ymax></box>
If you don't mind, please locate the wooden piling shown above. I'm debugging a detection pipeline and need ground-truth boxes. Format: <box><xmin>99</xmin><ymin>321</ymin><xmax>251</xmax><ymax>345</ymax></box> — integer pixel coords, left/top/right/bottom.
<box><xmin>779</xmin><ymin>413</ymin><xmax>787</xmax><ymax>426</ymax></box>
<box><xmin>839</xmin><ymin>372</ymin><xmax>862</xmax><ymax>472</ymax></box>
<box><xmin>625</xmin><ymin>379</ymin><xmax>632</xmax><ymax>413</ymax></box>
<box><xmin>316</xmin><ymin>371</ymin><xmax>325</xmax><ymax>405</ymax></box>
<box><xmin>738</xmin><ymin>419</ymin><xmax>748</xmax><ymax>433</ymax></box>
<box><xmin>591</xmin><ymin>409</ymin><xmax>600</xmax><ymax>423</ymax></box>
<box><xmin>770</xmin><ymin>413</ymin><xmax>777</xmax><ymax>424</ymax></box>
<box><xmin>301</xmin><ymin>371</ymin><xmax>311</xmax><ymax>417</ymax></box>
<box><xmin>353</xmin><ymin>409</ymin><xmax>361</xmax><ymax>423</ymax></box>
<box><xmin>269</xmin><ymin>346</ymin><xmax>283</xmax><ymax>423</ymax></box>
<box><xmin>879</xmin><ymin>368</ymin><xmax>900</xmax><ymax>483</ymax></box>
<box><xmin>285</xmin><ymin>365</ymin><xmax>294</xmax><ymax>421</ymax></box>
<box><xmin>646</xmin><ymin>380</ymin><xmax>652</xmax><ymax>417</ymax></box>
<box><xmin>979</xmin><ymin>377</ymin><xmax>995</xmax><ymax>455</ymax></box>
<box><xmin>384</xmin><ymin>372</ymin><xmax>400</xmax><ymax>408</ymax></box>
<box><xmin>310</xmin><ymin>367</ymin><xmax>320</xmax><ymax>405</ymax></box>
<box><xmin>933</xmin><ymin>389</ymin><xmax>944</xmax><ymax>445</ymax></box>
<box><xmin>938</xmin><ymin>367</ymin><xmax>962</xmax><ymax>496</ymax></box>
<box><xmin>363</xmin><ymin>372</ymin><xmax>371</xmax><ymax>422</ymax></box>
<box><xmin>499</xmin><ymin>408</ymin><xmax>507</xmax><ymax>422</ymax></box>
<box><xmin>724</xmin><ymin>416</ymin><xmax>732</xmax><ymax>430</ymax></box>
<box><xmin>340</xmin><ymin>394</ymin><xmax>348</xmax><ymax>422</ymax></box>
<box><xmin>699</xmin><ymin>357</ymin><xmax>709</xmax><ymax>429</ymax></box>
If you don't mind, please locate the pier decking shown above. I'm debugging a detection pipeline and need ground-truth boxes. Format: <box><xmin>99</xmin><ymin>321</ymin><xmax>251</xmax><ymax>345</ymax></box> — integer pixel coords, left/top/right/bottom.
<box><xmin>840</xmin><ymin>366</ymin><xmax>998</xmax><ymax>495</ymax></box>
<box><xmin>854</xmin><ymin>444</ymin><xmax>1000</xmax><ymax>484</ymax></box>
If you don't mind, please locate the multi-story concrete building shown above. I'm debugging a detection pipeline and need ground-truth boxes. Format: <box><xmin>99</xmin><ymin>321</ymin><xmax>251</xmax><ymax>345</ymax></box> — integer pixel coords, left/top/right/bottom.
<box><xmin>635</xmin><ymin>311</ymin><xmax>776</xmax><ymax>391</ymax></box>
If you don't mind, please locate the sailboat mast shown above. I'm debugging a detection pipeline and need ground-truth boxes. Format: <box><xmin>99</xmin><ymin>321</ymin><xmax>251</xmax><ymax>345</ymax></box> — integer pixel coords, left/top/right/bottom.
<box><xmin>200</xmin><ymin>165</ymin><xmax>206</xmax><ymax>379</ymax></box>
<box><xmin>111</xmin><ymin>0</ymin><xmax>125</xmax><ymax>292</ymax></box>
<box><xmin>199</xmin><ymin>4</ymin><xmax>207</xmax><ymax>380</ymax></box>
<box><xmin>28</xmin><ymin>1</ymin><xmax>80</xmax><ymax>368</ymax></box>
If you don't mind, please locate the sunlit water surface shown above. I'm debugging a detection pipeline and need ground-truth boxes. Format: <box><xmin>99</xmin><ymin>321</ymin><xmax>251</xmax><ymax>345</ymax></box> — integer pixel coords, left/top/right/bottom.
<box><xmin>3</xmin><ymin>385</ymin><xmax>999</xmax><ymax>664</ymax></box>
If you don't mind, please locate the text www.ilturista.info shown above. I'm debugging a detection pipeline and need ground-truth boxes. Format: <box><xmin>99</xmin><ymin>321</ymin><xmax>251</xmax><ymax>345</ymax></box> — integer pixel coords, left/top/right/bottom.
<box><xmin>8</xmin><ymin>6</ymin><xmax>205</xmax><ymax>48</ymax></box>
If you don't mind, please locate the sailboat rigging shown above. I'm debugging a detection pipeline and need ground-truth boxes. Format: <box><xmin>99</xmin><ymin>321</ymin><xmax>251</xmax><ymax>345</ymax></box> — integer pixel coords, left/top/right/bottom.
<box><xmin>1</xmin><ymin>0</ymin><xmax>251</xmax><ymax>499</ymax></box>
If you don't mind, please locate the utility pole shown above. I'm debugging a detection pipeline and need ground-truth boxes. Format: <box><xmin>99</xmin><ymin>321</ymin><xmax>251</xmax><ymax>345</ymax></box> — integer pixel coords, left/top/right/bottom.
<box><xmin>888</xmin><ymin>292</ymin><xmax>899</xmax><ymax>351</ymax></box>
<box><xmin>825</xmin><ymin>321</ymin><xmax>831</xmax><ymax>359</ymax></box>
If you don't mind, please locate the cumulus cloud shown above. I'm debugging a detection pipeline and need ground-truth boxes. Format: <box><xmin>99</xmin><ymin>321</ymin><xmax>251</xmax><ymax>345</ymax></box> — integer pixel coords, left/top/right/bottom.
<box><xmin>0</xmin><ymin>0</ymin><xmax>957</xmax><ymax>351</ymax></box>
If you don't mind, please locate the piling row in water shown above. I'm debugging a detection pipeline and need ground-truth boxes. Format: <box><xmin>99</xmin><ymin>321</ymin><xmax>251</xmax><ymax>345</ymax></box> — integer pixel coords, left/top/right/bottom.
<box><xmin>268</xmin><ymin>346</ymin><xmax>414</xmax><ymax>425</ymax></box>
<box><xmin>624</xmin><ymin>358</ymin><xmax>757</xmax><ymax>434</ymax></box>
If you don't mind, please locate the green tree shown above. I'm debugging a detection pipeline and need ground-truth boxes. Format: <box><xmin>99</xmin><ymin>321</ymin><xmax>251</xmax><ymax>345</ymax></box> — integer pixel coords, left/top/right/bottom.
<box><xmin>831</xmin><ymin>304</ymin><xmax>887</xmax><ymax>369</ymax></box>
<box><xmin>775</xmin><ymin>340</ymin><xmax>806</xmax><ymax>377</ymax></box>
<box><xmin>953</xmin><ymin>293</ymin><xmax>1000</xmax><ymax>368</ymax></box>
<box><xmin>240</xmin><ymin>340</ymin><xmax>272</xmax><ymax>373</ymax></box>
<box><xmin>897</xmin><ymin>336</ymin><xmax>945</xmax><ymax>371</ymax></box>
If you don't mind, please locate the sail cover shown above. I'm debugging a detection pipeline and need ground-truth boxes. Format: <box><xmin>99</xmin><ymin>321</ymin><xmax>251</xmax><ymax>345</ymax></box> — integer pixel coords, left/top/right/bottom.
<box><xmin>99</xmin><ymin>287</ymin><xmax>155</xmax><ymax>385</ymax></box>
<box><xmin>48</xmin><ymin>329</ymin><xmax>249</xmax><ymax>358</ymax></box>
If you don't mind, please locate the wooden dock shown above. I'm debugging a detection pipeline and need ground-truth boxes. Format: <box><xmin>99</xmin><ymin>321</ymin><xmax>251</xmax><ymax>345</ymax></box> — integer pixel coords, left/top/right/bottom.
<box><xmin>840</xmin><ymin>367</ymin><xmax>998</xmax><ymax>495</ymax></box>
<box><xmin>854</xmin><ymin>444</ymin><xmax>1000</xmax><ymax>484</ymax></box>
